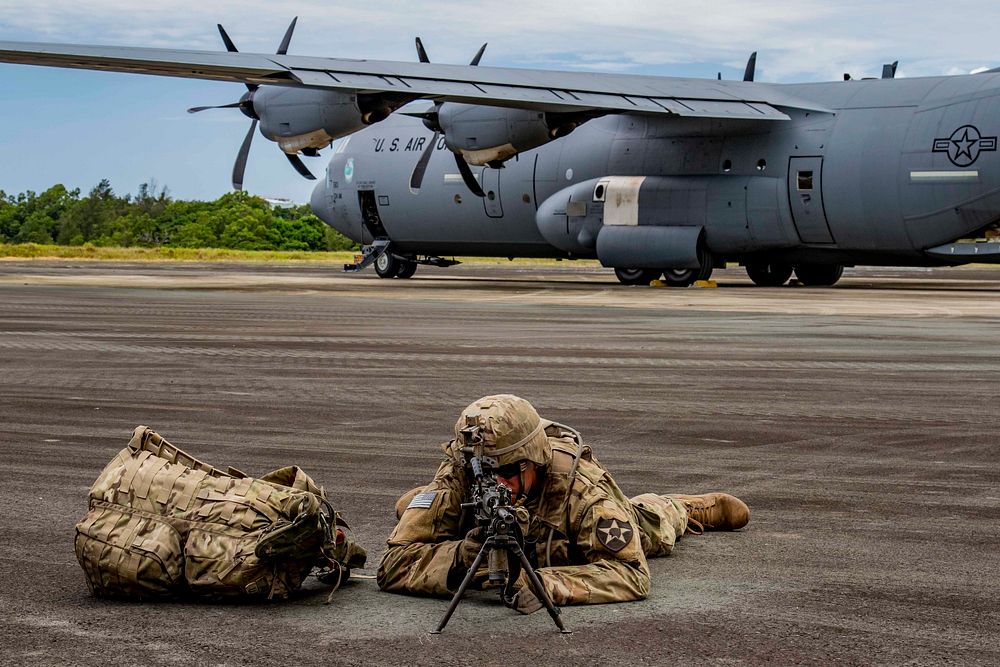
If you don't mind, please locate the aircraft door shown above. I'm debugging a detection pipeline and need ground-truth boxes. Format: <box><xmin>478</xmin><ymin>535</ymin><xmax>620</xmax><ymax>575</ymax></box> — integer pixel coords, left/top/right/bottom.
<box><xmin>357</xmin><ymin>189</ymin><xmax>389</xmax><ymax>244</ymax></box>
<box><xmin>481</xmin><ymin>167</ymin><xmax>503</xmax><ymax>218</ymax></box>
<box><xmin>787</xmin><ymin>157</ymin><xmax>835</xmax><ymax>244</ymax></box>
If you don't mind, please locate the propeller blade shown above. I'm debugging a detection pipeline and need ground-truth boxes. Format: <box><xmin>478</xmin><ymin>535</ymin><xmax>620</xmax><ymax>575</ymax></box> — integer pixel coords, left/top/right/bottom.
<box><xmin>454</xmin><ymin>154</ymin><xmax>485</xmax><ymax>198</ymax></box>
<box><xmin>217</xmin><ymin>24</ymin><xmax>256</xmax><ymax>91</ymax></box>
<box><xmin>409</xmin><ymin>131</ymin><xmax>439</xmax><ymax>193</ymax></box>
<box><xmin>743</xmin><ymin>52</ymin><xmax>757</xmax><ymax>82</ymax></box>
<box><xmin>277</xmin><ymin>17</ymin><xmax>298</xmax><ymax>56</ymax></box>
<box><xmin>469</xmin><ymin>43</ymin><xmax>488</xmax><ymax>66</ymax></box>
<box><xmin>415</xmin><ymin>37</ymin><xmax>430</xmax><ymax>63</ymax></box>
<box><xmin>232</xmin><ymin>119</ymin><xmax>258</xmax><ymax>191</ymax></box>
<box><xmin>187</xmin><ymin>102</ymin><xmax>242</xmax><ymax>114</ymax></box>
<box><xmin>217</xmin><ymin>24</ymin><xmax>239</xmax><ymax>53</ymax></box>
<box><xmin>285</xmin><ymin>152</ymin><xmax>316</xmax><ymax>180</ymax></box>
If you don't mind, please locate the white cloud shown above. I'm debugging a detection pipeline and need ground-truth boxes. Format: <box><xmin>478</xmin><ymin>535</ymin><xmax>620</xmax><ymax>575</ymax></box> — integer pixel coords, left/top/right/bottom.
<box><xmin>0</xmin><ymin>0</ymin><xmax>997</xmax><ymax>81</ymax></box>
<box><xmin>1</xmin><ymin>0</ymin><xmax>998</xmax><ymax>200</ymax></box>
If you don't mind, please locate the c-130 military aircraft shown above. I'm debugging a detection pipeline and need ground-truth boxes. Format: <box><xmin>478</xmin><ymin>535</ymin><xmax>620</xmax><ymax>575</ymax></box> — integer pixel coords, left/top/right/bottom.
<box><xmin>2</xmin><ymin>20</ymin><xmax>1000</xmax><ymax>287</ymax></box>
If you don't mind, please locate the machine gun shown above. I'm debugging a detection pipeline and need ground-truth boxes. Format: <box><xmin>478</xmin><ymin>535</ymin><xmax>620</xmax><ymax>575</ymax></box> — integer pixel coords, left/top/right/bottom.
<box><xmin>431</xmin><ymin>453</ymin><xmax>570</xmax><ymax>634</ymax></box>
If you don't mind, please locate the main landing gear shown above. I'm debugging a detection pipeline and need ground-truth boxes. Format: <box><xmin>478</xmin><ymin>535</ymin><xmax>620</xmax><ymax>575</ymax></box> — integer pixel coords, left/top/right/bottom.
<box><xmin>793</xmin><ymin>264</ymin><xmax>844</xmax><ymax>287</ymax></box>
<box><xmin>744</xmin><ymin>262</ymin><xmax>844</xmax><ymax>287</ymax></box>
<box><xmin>614</xmin><ymin>263</ymin><xmax>714</xmax><ymax>287</ymax></box>
<box><xmin>745</xmin><ymin>262</ymin><xmax>794</xmax><ymax>287</ymax></box>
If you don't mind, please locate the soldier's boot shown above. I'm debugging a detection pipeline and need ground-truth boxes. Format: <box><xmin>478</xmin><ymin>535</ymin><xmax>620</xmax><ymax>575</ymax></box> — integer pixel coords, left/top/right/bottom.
<box><xmin>671</xmin><ymin>493</ymin><xmax>750</xmax><ymax>534</ymax></box>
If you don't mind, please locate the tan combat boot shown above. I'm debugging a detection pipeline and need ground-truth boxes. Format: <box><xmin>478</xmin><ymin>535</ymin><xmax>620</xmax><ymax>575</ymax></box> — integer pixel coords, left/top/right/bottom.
<box><xmin>672</xmin><ymin>493</ymin><xmax>750</xmax><ymax>534</ymax></box>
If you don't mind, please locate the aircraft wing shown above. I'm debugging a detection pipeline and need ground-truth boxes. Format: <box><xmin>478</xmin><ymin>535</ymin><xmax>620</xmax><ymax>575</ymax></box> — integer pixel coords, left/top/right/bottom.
<box><xmin>0</xmin><ymin>41</ymin><xmax>827</xmax><ymax>121</ymax></box>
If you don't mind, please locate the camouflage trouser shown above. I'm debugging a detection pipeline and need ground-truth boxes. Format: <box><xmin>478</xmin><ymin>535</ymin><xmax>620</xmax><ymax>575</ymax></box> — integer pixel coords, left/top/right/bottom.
<box><xmin>629</xmin><ymin>494</ymin><xmax>689</xmax><ymax>558</ymax></box>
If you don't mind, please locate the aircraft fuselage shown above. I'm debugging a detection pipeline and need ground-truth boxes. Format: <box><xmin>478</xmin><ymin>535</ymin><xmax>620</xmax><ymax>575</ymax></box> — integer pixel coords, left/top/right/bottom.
<box><xmin>312</xmin><ymin>72</ymin><xmax>1000</xmax><ymax>271</ymax></box>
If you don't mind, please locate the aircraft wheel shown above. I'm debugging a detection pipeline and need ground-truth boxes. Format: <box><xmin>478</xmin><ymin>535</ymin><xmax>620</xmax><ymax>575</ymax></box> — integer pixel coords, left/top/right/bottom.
<box><xmin>746</xmin><ymin>262</ymin><xmax>793</xmax><ymax>286</ymax></box>
<box><xmin>614</xmin><ymin>268</ymin><xmax>661</xmax><ymax>286</ymax></box>
<box><xmin>661</xmin><ymin>261</ymin><xmax>713</xmax><ymax>287</ymax></box>
<box><xmin>395</xmin><ymin>260</ymin><xmax>418</xmax><ymax>279</ymax></box>
<box><xmin>794</xmin><ymin>264</ymin><xmax>844</xmax><ymax>287</ymax></box>
<box><xmin>374</xmin><ymin>252</ymin><xmax>401</xmax><ymax>278</ymax></box>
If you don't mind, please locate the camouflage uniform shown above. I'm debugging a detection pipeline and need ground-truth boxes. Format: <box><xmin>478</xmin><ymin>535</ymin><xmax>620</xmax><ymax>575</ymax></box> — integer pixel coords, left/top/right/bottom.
<box><xmin>378</xmin><ymin>397</ymin><xmax>715</xmax><ymax>607</ymax></box>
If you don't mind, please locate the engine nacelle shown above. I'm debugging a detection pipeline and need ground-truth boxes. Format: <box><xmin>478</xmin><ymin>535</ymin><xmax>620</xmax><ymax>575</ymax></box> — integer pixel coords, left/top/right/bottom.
<box><xmin>438</xmin><ymin>104</ymin><xmax>565</xmax><ymax>166</ymax></box>
<box><xmin>253</xmin><ymin>87</ymin><xmax>369</xmax><ymax>154</ymax></box>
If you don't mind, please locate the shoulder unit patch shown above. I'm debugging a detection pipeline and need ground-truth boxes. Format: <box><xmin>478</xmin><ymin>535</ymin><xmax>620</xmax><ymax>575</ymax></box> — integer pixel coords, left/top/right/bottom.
<box><xmin>595</xmin><ymin>517</ymin><xmax>634</xmax><ymax>553</ymax></box>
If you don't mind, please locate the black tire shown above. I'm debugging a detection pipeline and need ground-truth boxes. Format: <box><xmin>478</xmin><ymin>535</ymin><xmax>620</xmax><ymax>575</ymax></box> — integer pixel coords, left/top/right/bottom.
<box><xmin>395</xmin><ymin>260</ymin><xmax>418</xmax><ymax>279</ymax></box>
<box><xmin>374</xmin><ymin>252</ymin><xmax>401</xmax><ymax>278</ymax></box>
<box><xmin>614</xmin><ymin>267</ymin><xmax>661</xmax><ymax>286</ymax></box>
<box><xmin>661</xmin><ymin>260</ymin><xmax>714</xmax><ymax>287</ymax></box>
<box><xmin>746</xmin><ymin>262</ymin><xmax>793</xmax><ymax>287</ymax></box>
<box><xmin>794</xmin><ymin>264</ymin><xmax>844</xmax><ymax>287</ymax></box>
<box><xmin>661</xmin><ymin>240</ymin><xmax>715</xmax><ymax>287</ymax></box>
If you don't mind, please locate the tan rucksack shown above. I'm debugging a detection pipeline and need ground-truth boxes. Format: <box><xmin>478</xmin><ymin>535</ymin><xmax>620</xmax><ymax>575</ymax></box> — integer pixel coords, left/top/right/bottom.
<box><xmin>75</xmin><ymin>426</ymin><xmax>367</xmax><ymax>601</ymax></box>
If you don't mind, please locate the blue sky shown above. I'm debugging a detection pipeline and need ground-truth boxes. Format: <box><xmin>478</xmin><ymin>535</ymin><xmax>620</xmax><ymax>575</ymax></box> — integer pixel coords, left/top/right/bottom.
<box><xmin>1</xmin><ymin>1</ymin><xmax>998</xmax><ymax>203</ymax></box>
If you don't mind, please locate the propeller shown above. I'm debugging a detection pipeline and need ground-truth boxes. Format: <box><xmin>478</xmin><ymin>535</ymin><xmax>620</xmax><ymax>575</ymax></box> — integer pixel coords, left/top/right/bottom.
<box><xmin>716</xmin><ymin>52</ymin><xmax>756</xmax><ymax>82</ymax></box>
<box><xmin>408</xmin><ymin>38</ymin><xmax>487</xmax><ymax>197</ymax></box>
<box><xmin>743</xmin><ymin>52</ymin><xmax>757</xmax><ymax>82</ymax></box>
<box><xmin>186</xmin><ymin>17</ymin><xmax>315</xmax><ymax>190</ymax></box>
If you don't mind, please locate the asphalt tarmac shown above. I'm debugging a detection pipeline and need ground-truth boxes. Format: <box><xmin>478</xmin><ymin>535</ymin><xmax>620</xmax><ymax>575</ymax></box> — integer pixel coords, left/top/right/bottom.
<box><xmin>1</xmin><ymin>261</ymin><xmax>998</xmax><ymax>666</ymax></box>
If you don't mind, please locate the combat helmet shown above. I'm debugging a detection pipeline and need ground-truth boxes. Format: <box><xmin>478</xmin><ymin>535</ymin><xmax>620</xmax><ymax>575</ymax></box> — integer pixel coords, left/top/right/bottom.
<box><xmin>451</xmin><ymin>394</ymin><xmax>552</xmax><ymax>468</ymax></box>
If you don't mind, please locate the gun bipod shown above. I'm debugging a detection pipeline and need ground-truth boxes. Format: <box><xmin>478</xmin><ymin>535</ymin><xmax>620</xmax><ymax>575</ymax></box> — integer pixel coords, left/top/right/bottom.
<box><xmin>430</xmin><ymin>533</ymin><xmax>571</xmax><ymax>635</ymax></box>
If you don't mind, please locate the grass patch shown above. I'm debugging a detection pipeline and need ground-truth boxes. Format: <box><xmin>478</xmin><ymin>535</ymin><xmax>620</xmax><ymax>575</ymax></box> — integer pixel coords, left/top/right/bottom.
<box><xmin>0</xmin><ymin>244</ymin><xmax>356</xmax><ymax>263</ymax></box>
<box><xmin>0</xmin><ymin>243</ymin><xmax>599</xmax><ymax>266</ymax></box>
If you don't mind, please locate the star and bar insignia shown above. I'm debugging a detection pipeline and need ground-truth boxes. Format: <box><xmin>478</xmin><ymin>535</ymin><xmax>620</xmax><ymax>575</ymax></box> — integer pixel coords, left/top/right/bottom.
<box><xmin>933</xmin><ymin>125</ymin><xmax>998</xmax><ymax>167</ymax></box>
<box><xmin>596</xmin><ymin>517</ymin><xmax>634</xmax><ymax>553</ymax></box>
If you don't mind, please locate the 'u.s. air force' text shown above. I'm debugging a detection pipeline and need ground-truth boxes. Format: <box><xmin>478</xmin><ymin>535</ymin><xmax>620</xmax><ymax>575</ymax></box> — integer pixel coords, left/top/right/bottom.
<box><xmin>373</xmin><ymin>136</ymin><xmax>448</xmax><ymax>152</ymax></box>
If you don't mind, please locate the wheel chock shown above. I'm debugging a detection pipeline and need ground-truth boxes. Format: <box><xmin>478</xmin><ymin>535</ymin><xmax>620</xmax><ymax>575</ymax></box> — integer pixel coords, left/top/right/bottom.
<box><xmin>694</xmin><ymin>280</ymin><xmax>718</xmax><ymax>288</ymax></box>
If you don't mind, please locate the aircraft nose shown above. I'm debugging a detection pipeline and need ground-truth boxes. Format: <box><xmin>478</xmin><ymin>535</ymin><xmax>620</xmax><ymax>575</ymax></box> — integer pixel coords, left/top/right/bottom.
<box><xmin>310</xmin><ymin>179</ymin><xmax>332</xmax><ymax>223</ymax></box>
<box><xmin>310</xmin><ymin>178</ymin><xmax>361</xmax><ymax>243</ymax></box>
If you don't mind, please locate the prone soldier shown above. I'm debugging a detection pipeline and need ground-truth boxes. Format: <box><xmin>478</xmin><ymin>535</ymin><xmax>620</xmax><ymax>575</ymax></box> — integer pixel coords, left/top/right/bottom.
<box><xmin>377</xmin><ymin>394</ymin><xmax>750</xmax><ymax>613</ymax></box>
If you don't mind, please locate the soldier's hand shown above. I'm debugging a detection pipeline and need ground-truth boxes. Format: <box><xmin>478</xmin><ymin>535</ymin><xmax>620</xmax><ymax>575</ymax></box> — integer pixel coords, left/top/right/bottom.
<box><xmin>509</xmin><ymin>587</ymin><xmax>544</xmax><ymax>615</ymax></box>
<box><xmin>457</xmin><ymin>527</ymin><xmax>486</xmax><ymax>569</ymax></box>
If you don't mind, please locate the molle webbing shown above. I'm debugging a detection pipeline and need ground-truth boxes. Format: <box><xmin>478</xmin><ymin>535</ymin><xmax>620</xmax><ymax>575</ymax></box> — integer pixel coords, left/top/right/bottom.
<box><xmin>127</xmin><ymin>425</ymin><xmax>230</xmax><ymax>479</ymax></box>
<box><xmin>75</xmin><ymin>426</ymin><xmax>367</xmax><ymax>601</ymax></box>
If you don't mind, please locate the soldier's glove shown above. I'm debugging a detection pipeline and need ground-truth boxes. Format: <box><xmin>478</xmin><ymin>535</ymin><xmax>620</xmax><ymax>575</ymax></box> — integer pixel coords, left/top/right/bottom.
<box><xmin>457</xmin><ymin>527</ymin><xmax>487</xmax><ymax>570</ymax></box>
<box><xmin>508</xmin><ymin>587</ymin><xmax>544</xmax><ymax>615</ymax></box>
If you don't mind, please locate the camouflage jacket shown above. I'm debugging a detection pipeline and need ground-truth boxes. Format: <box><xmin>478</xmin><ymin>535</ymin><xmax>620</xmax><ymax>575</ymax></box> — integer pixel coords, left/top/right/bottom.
<box><xmin>377</xmin><ymin>426</ymin><xmax>649</xmax><ymax>606</ymax></box>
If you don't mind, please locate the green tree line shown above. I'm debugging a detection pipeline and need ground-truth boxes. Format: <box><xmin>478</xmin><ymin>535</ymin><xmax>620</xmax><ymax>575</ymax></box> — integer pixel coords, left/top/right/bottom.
<box><xmin>0</xmin><ymin>180</ymin><xmax>358</xmax><ymax>252</ymax></box>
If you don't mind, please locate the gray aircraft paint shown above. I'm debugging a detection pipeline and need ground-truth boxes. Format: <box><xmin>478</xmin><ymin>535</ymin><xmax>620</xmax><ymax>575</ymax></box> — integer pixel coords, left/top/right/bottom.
<box><xmin>314</xmin><ymin>72</ymin><xmax>1000</xmax><ymax>269</ymax></box>
<box><xmin>2</xmin><ymin>38</ymin><xmax>1000</xmax><ymax>278</ymax></box>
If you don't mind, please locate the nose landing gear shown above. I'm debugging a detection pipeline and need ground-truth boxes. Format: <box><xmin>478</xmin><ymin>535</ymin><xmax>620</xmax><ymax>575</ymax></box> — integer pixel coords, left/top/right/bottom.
<box><xmin>346</xmin><ymin>240</ymin><xmax>458</xmax><ymax>279</ymax></box>
<box><xmin>374</xmin><ymin>252</ymin><xmax>419</xmax><ymax>279</ymax></box>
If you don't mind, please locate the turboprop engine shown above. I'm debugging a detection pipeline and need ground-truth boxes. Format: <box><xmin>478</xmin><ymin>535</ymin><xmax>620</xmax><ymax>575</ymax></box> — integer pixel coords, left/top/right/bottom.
<box><xmin>437</xmin><ymin>103</ymin><xmax>581</xmax><ymax>166</ymax></box>
<box><xmin>252</xmin><ymin>87</ymin><xmax>372</xmax><ymax>154</ymax></box>
<box><xmin>186</xmin><ymin>16</ymin><xmax>398</xmax><ymax>190</ymax></box>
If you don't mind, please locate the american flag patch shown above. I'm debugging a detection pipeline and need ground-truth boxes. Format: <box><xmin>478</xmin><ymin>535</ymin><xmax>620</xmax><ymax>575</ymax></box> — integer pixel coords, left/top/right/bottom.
<box><xmin>406</xmin><ymin>491</ymin><xmax>438</xmax><ymax>510</ymax></box>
